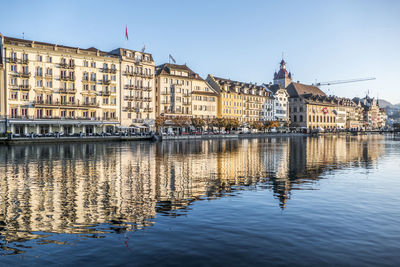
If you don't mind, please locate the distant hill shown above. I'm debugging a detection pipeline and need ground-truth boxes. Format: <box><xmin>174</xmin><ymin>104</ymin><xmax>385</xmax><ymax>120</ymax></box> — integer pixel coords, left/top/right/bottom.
<box><xmin>378</xmin><ymin>99</ymin><xmax>400</xmax><ymax>109</ymax></box>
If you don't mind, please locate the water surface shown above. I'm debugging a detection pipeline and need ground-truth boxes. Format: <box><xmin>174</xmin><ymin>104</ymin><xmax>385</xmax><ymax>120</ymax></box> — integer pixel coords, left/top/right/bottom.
<box><xmin>0</xmin><ymin>135</ymin><xmax>399</xmax><ymax>266</ymax></box>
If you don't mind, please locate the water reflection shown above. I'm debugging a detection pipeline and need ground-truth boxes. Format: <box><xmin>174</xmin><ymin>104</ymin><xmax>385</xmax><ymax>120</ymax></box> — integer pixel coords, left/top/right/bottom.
<box><xmin>0</xmin><ymin>135</ymin><xmax>386</xmax><ymax>255</ymax></box>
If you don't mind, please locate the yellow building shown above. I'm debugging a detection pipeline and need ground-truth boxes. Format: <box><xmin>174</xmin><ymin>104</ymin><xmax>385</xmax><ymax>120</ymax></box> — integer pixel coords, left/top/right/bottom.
<box><xmin>155</xmin><ymin>63</ymin><xmax>217</xmax><ymax>119</ymax></box>
<box><xmin>207</xmin><ymin>74</ymin><xmax>268</xmax><ymax>123</ymax></box>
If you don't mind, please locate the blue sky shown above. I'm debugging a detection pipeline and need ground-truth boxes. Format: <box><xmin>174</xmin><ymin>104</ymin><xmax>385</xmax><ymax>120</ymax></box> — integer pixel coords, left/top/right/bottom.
<box><xmin>1</xmin><ymin>0</ymin><xmax>399</xmax><ymax>103</ymax></box>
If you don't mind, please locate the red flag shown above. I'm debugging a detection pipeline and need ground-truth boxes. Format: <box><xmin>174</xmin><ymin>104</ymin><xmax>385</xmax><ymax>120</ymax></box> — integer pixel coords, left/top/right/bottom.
<box><xmin>125</xmin><ymin>25</ymin><xmax>129</xmax><ymax>41</ymax></box>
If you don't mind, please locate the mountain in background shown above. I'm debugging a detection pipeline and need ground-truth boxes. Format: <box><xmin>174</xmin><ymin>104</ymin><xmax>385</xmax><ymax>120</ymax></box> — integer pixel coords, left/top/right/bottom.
<box><xmin>378</xmin><ymin>99</ymin><xmax>400</xmax><ymax>109</ymax></box>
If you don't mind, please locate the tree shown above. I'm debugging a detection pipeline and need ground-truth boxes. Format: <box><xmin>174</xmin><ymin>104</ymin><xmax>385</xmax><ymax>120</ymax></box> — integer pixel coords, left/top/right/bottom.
<box><xmin>155</xmin><ymin>116</ymin><xmax>166</xmax><ymax>133</ymax></box>
<box><xmin>213</xmin><ymin>118</ymin><xmax>227</xmax><ymax>131</ymax></box>
<box><xmin>250</xmin><ymin>121</ymin><xmax>263</xmax><ymax>131</ymax></box>
<box><xmin>172</xmin><ymin>116</ymin><xmax>191</xmax><ymax>134</ymax></box>
<box><xmin>191</xmin><ymin>117</ymin><xmax>205</xmax><ymax>131</ymax></box>
<box><xmin>226</xmin><ymin>118</ymin><xmax>240</xmax><ymax>130</ymax></box>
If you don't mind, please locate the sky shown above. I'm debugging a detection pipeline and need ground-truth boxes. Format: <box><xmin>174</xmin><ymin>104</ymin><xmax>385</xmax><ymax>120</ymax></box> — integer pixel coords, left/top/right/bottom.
<box><xmin>1</xmin><ymin>0</ymin><xmax>400</xmax><ymax>103</ymax></box>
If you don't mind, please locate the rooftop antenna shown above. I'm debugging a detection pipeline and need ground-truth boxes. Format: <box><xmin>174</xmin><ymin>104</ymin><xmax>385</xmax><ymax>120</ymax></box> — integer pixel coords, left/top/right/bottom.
<box><xmin>22</xmin><ymin>32</ymin><xmax>24</xmax><ymax>39</ymax></box>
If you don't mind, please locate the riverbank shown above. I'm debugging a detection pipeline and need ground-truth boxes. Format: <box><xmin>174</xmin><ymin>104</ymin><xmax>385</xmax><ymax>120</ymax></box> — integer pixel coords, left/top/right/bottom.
<box><xmin>0</xmin><ymin>135</ymin><xmax>153</xmax><ymax>145</ymax></box>
<box><xmin>1</xmin><ymin>130</ymin><xmax>395</xmax><ymax>144</ymax></box>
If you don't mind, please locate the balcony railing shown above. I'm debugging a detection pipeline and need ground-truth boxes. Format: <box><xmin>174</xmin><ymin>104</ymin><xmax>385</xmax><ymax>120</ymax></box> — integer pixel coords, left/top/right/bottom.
<box><xmin>183</xmin><ymin>101</ymin><xmax>192</xmax><ymax>105</ymax></box>
<box><xmin>142</xmin><ymin>86</ymin><xmax>152</xmax><ymax>91</ymax></box>
<box><xmin>143</xmin><ymin>107</ymin><xmax>153</xmax><ymax>112</ymax></box>
<box><xmin>35</xmin><ymin>73</ymin><xmax>43</xmax><ymax>78</ymax></box>
<box><xmin>101</xmin><ymin>68</ymin><xmax>117</xmax><ymax>74</ymax></box>
<box><xmin>123</xmin><ymin>107</ymin><xmax>135</xmax><ymax>112</ymax></box>
<box><xmin>45</xmin><ymin>73</ymin><xmax>53</xmax><ymax>79</ymax></box>
<box><xmin>125</xmin><ymin>85</ymin><xmax>135</xmax><ymax>90</ymax></box>
<box><xmin>100</xmin><ymin>90</ymin><xmax>111</xmax><ymax>96</ymax></box>
<box><xmin>135</xmin><ymin>97</ymin><xmax>143</xmax><ymax>101</ymax></box>
<box><xmin>101</xmin><ymin>79</ymin><xmax>111</xmax><ymax>85</ymax></box>
<box><xmin>9</xmin><ymin>57</ymin><xmax>18</xmax><ymax>63</ymax></box>
<box><xmin>161</xmin><ymin>100</ymin><xmax>170</xmax><ymax>104</ymax></box>
<box><xmin>60</xmin><ymin>63</ymin><xmax>75</xmax><ymax>69</ymax></box>
<box><xmin>123</xmin><ymin>71</ymin><xmax>135</xmax><ymax>76</ymax></box>
<box><xmin>143</xmin><ymin>97</ymin><xmax>152</xmax><ymax>102</ymax></box>
<box><xmin>33</xmin><ymin>100</ymin><xmax>99</xmax><ymax>108</ymax></box>
<box><xmin>21</xmin><ymin>59</ymin><xmax>29</xmax><ymax>64</ymax></box>
<box><xmin>19</xmin><ymin>85</ymin><xmax>31</xmax><ymax>90</ymax></box>
<box><xmin>161</xmin><ymin>91</ymin><xmax>169</xmax><ymax>95</ymax></box>
<box><xmin>60</xmin><ymin>76</ymin><xmax>76</xmax><ymax>81</ymax></box>
<box><xmin>20</xmin><ymin>72</ymin><xmax>31</xmax><ymax>78</ymax></box>
<box><xmin>8</xmin><ymin>115</ymin><xmax>116</xmax><ymax>121</ymax></box>
<box><xmin>59</xmin><ymin>88</ymin><xmax>76</xmax><ymax>94</ymax></box>
<box><xmin>124</xmin><ymin>96</ymin><xmax>135</xmax><ymax>101</ymax></box>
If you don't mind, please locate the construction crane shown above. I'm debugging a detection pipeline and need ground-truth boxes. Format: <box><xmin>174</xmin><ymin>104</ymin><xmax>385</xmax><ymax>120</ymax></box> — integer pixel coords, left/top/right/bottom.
<box><xmin>314</xmin><ymin>77</ymin><xmax>376</xmax><ymax>87</ymax></box>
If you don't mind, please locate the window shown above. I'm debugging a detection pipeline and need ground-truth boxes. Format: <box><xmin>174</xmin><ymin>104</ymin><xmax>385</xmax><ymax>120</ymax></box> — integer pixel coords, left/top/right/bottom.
<box><xmin>10</xmin><ymin>65</ymin><xmax>17</xmax><ymax>73</ymax></box>
<box><xmin>84</xmin><ymin>61</ymin><xmax>89</xmax><ymax>67</ymax></box>
<box><xmin>11</xmin><ymin>92</ymin><xmax>18</xmax><ymax>100</ymax></box>
<box><xmin>47</xmin><ymin>56</ymin><xmax>52</xmax><ymax>63</ymax></box>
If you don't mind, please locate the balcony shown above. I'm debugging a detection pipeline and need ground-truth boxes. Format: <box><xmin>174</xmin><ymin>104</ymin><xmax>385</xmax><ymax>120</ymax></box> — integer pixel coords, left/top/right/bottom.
<box><xmin>45</xmin><ymin>73</ymin><xmax>53</xmax><ymax>79</ymax></box>
<box><xmin>100</xmin><ymin>90</ymin><xmax>111</xmax><ymax>96</ymax></box>
<box><xmin>21</xmin><ymin>59</ymin><xmax>29</xmax><ymax>65</ymax></box>
<box><xmin>60</xmin><ymin>76</ymin><xmax>76</xmax><ymax>81</ymax></box>
<box><xmin>135</xmin><ymin>96</ymin><xmax>144</xmax><ymax>101</ymax></box>
<box><xmin>161</xmin><ymin>100</ymin><xmax>170</xmax><ymax>104</ymax></box>
<box><xmin>35</xmin><ymin>73</ymin><xmax>43</xmax><ymax>78</ymax></box>
<box><xmin>142</xmin><ymin>86</ymin><xmax>152</xmax><ymax>91</ymax></box>
<box><xmin>125</xmin><ymin>85</ymin><xmax>135</xmax><ymax>90</ymax></box>
<box><xmin>123</xmin><ymin>71</ymin><xmax>135</xmax><ymax>76</ymax></box>
<box><xmin>102</xmin><ymin>68</ymin><xmax>117</xmax><ymax>74</ymax></box>
<box><xmin>60</xmin><ymin>63</ymin><xmax>75</xmax><ymax>69</ymax></box>
<box><xmin>82</xmin><ymin>77</ymin><xmax>89</xmax><ymax>83</ymax></box>
<box><xmin>183</xmin><ymin>101</ymin><xmax>192</xmax><ymax>105</ymax></box>
<box><xmin>20</xmin><ymin>72</ymin><xmax>31</xmax><ymax>78</ymax></box>
<box><xmin>123</xmin><ymin>106</ymin><xmax>135</xmax><ymax>112</ymax></box>
<box><xmin>124</xmin><ymin>95</ymin><xmax>135</xmax><ymax>101</ymax></box>
<box><xmin>9</xmin><ymin>57</ymin><xmax>18</xmax><ymax>63</ymax></box>
<box><xmin>101</xmin><ymin>79</ymin><xmax>111</xmax><ymax>85</ymax></box>
<box><xmin>143</xmin><ymin>107</ymin><xmax>153</xmax><ymax>112</ymax></box>
<box><xmin>59</xmin><ymin>88</ymin><xmax>76</xmax><ymax>94</ymax></box>
<box><xmin>19</xmin><ymin>85</ymin><xmax>31</xmax><ymax>90</ymax></box>
<box><xmin>143</xmin><ymin>97</ymin><xmax>152</xmax><ymax>102</ymax></box>
<box><xmin>161</xmin><ymin>91</ymin><xmax>170</xmax><ymax>95</ymax></box>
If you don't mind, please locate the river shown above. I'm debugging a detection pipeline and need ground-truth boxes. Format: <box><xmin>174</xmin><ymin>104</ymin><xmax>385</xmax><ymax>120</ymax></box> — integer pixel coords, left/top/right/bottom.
<box><xmin>0</xmin><ymin>135</ymin><xmax>399</xmax><ymax>266</ymax></box>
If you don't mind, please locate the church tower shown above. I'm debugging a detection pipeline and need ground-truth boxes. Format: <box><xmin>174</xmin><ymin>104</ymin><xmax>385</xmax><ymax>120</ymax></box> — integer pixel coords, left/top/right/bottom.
<box><xmin>273</xmin><ymin>59</ymin><xmax>292</xmax><ymax>88</ymax></box>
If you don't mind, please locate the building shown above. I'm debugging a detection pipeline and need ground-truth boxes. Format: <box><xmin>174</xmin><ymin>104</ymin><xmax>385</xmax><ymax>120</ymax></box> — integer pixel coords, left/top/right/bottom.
<box><xmin>353</xmin><ymin>96</ymin><xmax>387</xmax><ymax>129</ymax></box>
<box><xmin>273</xmin><ymin>59</ymin><xmax>292</xmax><ymax>89</ymax></box>
<box><xmin>0</xmin><ymin>35</ymin><xmax>123</xmax><ymax>135</ymax></box>
<box><xmin>109</xmin><ymin>48</ymin><xmax>156</xmax><ymax>130</ymax></box>
<box><xmin>286</xmin><ymin>82</ymin><xmax>363</xmax><ymax>130</ymax></box>
<box><xmin>264</xmin><ymin>84</ymin><xmax>289</xmax><ymax>122</ymax></box>
<box><xmin>155</xmin><ymin>63</ymin><xmax>217</xmax><ymax>120</ymax></box>
<box><xmin>191</xmin><ymin>79</ymin><xmax>218</xmax><ymax>120</ymax></box>
<box><xmin>0</xmin><ymin>35</ymin><xmax>160</xmax><ymax>134</ymax></box>
<box><xmin>207</xmin><ymin>75</ymin><xmax>269</xmax><ymax>124</ymax></box>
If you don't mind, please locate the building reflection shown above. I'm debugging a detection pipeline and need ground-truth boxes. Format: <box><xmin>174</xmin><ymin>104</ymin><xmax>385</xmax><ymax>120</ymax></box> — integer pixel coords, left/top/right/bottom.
<box><xmin>0</xmin><ymin>135</ymin><xmax>386</xmax><ymax>251</ymax></box>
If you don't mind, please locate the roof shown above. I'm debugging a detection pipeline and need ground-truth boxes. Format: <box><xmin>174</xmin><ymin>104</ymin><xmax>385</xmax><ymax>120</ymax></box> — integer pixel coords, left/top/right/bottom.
<box><xmin>302</xmin><ymin>94</ymin><xmax>357</xmax><ymax>107</ymax></box>
<box><xmin>286</xmin><ymin>82</ymin><xmax>326</xmax><ymax>97</ymax></box>
<box><xmin>207</xmin><ymin>75</ymin><xmax>269</xmax><ymax>97</ymax></box>
<box><xmin>155</xmin><ymin>63</ymin><xmax>203</xmax><ymax>80</ymax></box>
